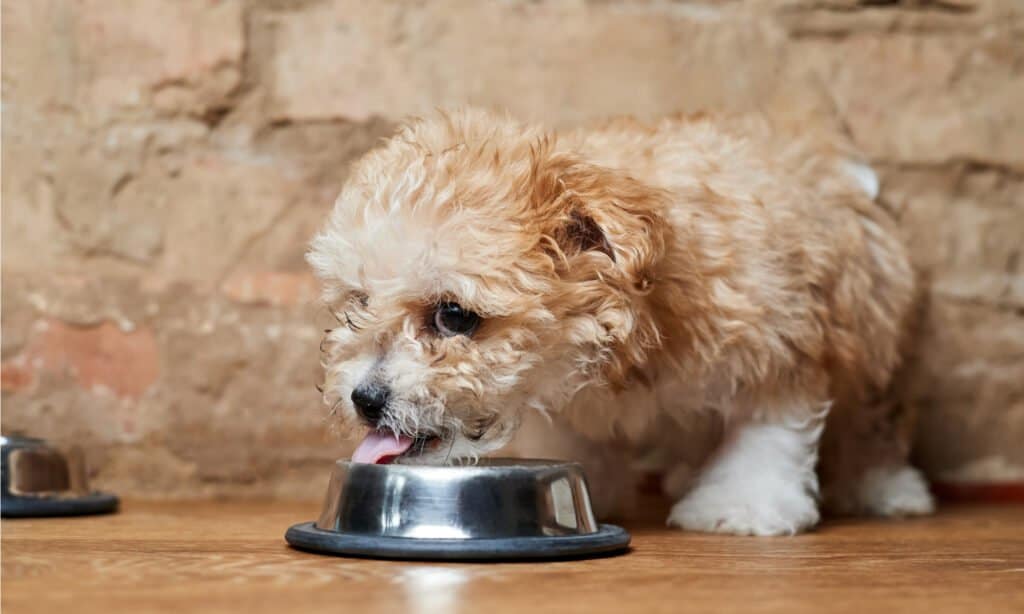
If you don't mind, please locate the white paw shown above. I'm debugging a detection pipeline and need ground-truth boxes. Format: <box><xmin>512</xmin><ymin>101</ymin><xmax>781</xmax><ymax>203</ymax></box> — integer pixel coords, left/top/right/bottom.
<box><xmin>668</xmin><ymin>480</ymin><xmax>820</xmax><ymax>536</ymax></box>
<box><xmin>858</xmin><ymin>465</ymin><xmax>935</xmax><ymax>517</ymax></box>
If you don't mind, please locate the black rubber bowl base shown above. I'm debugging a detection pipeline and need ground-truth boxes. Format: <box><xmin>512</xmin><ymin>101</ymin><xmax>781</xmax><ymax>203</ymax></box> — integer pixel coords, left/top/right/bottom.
<box><xmin>285</xmin><ymin>521</ymin><xmax>631</xmax><ymax>561</ymax></box>
<box><xmin>1</xmin><ymin>493</ymin><xmax>119</xmax><ymax>518</ymax></box>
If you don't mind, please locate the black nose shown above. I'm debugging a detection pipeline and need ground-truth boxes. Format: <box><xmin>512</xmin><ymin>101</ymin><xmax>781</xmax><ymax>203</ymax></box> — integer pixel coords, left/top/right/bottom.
<box><xmin>351</xmin><ymin>384</ymin><xmax>390</xmax><ymax>424</ymax></box>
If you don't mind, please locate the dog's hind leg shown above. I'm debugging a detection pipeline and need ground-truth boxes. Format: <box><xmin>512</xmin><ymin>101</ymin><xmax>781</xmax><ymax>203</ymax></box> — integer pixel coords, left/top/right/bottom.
<box><xmin>818</xmin><ymin>397</ymin><xmax>934</xmax><ymax>517</ymax></box>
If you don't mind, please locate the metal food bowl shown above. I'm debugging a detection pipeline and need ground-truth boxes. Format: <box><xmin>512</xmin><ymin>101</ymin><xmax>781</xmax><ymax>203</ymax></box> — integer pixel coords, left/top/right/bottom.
<box><xmin>1</xmin><ymin>435</ymin><xmax>119</xmax><ymax>517</ymax></box>
<box><xmin>285</xmin><ymin>459</ymin><xmax>631</xmax><ymax>561</ymax></box>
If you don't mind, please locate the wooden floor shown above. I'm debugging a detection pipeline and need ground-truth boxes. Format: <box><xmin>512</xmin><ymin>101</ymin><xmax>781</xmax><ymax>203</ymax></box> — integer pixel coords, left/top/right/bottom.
<box><xmin>3</xmin><ymin>500</ymin><xmax>1023</xmax><ymax>614</ymax></box>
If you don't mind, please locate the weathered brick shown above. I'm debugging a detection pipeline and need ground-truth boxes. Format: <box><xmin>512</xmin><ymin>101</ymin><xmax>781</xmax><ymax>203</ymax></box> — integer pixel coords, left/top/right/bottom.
<box><xmin>908</xmin><ymin>298</ymin><xmax>1024</xmax><ymax>481</ymax></box>
<box><xmin>74</xmin><ymin>0</ymin><xmax>244</xmax><ymax>114</ymax></box>
<box><xmin>775</xmin><ymin>0</ymin><xmax>1024</xmax><ymax>37</ymax></box>
<box><xmin>0</xmin><ymin>275</ymin><xmax>335</xmax><ymax>496</ymax></box>
<box><xmin>795</xmin><ymin>31</ymin><xmax>1024</xmax><ymax>167</ymax></box>
<box><xmin>268</xmin><ymin>1</ymin><xmax>834</xmax><ymax>128</ymax></box>
<box><xmin>1</xmin><ymin>2</ymin><xmax>78</xmax><ymax>109</ymax></box>
<box><xmin>157</xmin><ymin>152</ymin><xmax>308</xmax><ymax>282</ymax></box>
<box><xmin>0</xmin><ymin>107</ymin><xmax>75</xmax><ymax>271</ymax></box>
<box><xmin>221</xmin><ymin>271</ymin><xmax>320</xmax><ymax>306</ymax></box>
<box><xmin>884</xmin><ymin>166</ymin><xmax>1024</xmax><ymax>308</ymax></box>
<box><xmin>2</xmin><ymin>319</ymin><xmax>160</xmax><ymax>400</ymax></box>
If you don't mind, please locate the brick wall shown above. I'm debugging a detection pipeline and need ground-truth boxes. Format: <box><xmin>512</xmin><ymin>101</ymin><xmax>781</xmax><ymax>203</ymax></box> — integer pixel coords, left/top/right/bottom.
<box><xmin>2</xmin><ymin>0</ymin><xmax>1022</xmax><ymax>498</ymax></box>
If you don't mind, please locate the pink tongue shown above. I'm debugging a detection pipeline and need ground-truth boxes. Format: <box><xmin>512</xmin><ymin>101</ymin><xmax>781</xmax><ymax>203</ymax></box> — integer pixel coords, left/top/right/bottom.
<box><xmin>352</xmin><ymin>430</ymin><xmax>415</xmax><ymax>464</ymax></box>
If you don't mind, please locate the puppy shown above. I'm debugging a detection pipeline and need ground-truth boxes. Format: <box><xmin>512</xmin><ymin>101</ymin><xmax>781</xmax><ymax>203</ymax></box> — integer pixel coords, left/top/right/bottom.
<box><xmin>308</xmin><ymin>108</ymin><xmax>935</xmax><ymax>535</ymax></box>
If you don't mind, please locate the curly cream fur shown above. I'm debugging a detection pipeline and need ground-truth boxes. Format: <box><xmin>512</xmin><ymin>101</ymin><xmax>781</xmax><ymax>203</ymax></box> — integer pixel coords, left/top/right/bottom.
<box><xmin>308</xmin><ymin>108</ymin><xmax>933</xmax><ymax>533</ymax></box>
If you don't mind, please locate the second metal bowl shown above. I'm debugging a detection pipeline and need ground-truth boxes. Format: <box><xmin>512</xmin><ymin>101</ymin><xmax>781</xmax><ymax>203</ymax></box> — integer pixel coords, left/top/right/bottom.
<box><xmin>1</xmin><ymin>435</ymin><xmax>119</xmax><ymax>518</ymax></box>
<box><xmin>286</xmin><ymin>459</ymin><xmax>630</xmax><ymax>560</ymax></box>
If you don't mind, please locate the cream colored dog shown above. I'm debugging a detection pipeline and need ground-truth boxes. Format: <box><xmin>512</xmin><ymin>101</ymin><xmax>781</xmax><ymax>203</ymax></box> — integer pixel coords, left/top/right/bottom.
<box><xmin>308</xmin><ymin>108</ymin><xmax>934</xmax><ymax>535</ymax></box>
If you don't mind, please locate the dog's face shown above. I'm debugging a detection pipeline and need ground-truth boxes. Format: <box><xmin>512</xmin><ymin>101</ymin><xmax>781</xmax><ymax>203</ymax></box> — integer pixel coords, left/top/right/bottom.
<box><xmin>307</xmin><ymin>110</ymin><xmax>667</xmax><ymax>463</ymax></box>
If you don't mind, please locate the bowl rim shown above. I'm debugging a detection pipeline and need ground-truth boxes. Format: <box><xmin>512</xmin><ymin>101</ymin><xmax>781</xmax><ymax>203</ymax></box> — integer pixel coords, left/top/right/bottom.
<box><xmin>336</xmin><ymin>457</ymin><xmax>584</xmax><ymax>476</ymax></box>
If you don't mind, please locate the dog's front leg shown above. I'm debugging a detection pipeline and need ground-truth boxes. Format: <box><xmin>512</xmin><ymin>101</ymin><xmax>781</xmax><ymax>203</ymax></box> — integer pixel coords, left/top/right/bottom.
<box><xmin>667</xmin><ymin>406</ymin><xmax>827</xmax><ymax>536</ymax></box>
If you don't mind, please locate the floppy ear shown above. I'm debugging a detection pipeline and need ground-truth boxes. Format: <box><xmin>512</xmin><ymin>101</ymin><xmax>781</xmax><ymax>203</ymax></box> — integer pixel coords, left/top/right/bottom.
<box><xmin>532</xmin><ymin>154</ymin><xmax>669</xmax><ymax>295</ymax></box>
<box><xmin>526</xmin><ymin>152</ymin><xmax>671</xmax><ymax>386</ymax></box>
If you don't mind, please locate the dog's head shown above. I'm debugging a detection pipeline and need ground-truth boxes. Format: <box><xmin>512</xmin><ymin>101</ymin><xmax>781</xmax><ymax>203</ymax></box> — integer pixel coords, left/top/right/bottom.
<box><xmin>307</xmin><ymin>109</ymin><xmax>669</xmax><ymax>463</ymax></box>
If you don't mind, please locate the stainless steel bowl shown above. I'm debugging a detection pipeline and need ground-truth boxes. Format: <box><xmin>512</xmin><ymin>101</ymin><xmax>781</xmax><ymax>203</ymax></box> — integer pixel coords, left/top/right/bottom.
<box><xmin>286</xmin><ymin>459</ymin><xmax>630</xmax><ymax>560</ymax></box>
<box><xmin>1</xmin><ymin>435</ymin><xmax>119</xmax><ymax>517</ymax></box>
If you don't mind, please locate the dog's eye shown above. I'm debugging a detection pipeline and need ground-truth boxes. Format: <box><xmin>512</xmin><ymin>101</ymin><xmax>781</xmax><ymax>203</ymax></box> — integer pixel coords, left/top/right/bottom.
<box><xmin>433</xmin><ymin>302</ymin><xmax>480</xmax><ymax>337</ymax></box>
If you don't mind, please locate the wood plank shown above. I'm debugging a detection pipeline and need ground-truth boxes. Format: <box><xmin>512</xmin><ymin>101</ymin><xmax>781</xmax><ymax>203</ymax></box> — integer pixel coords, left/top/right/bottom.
<box><xmin>3</xmin><ymin>500</ymin><xmax>1023</xmax><ymax>614</ymax></box>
